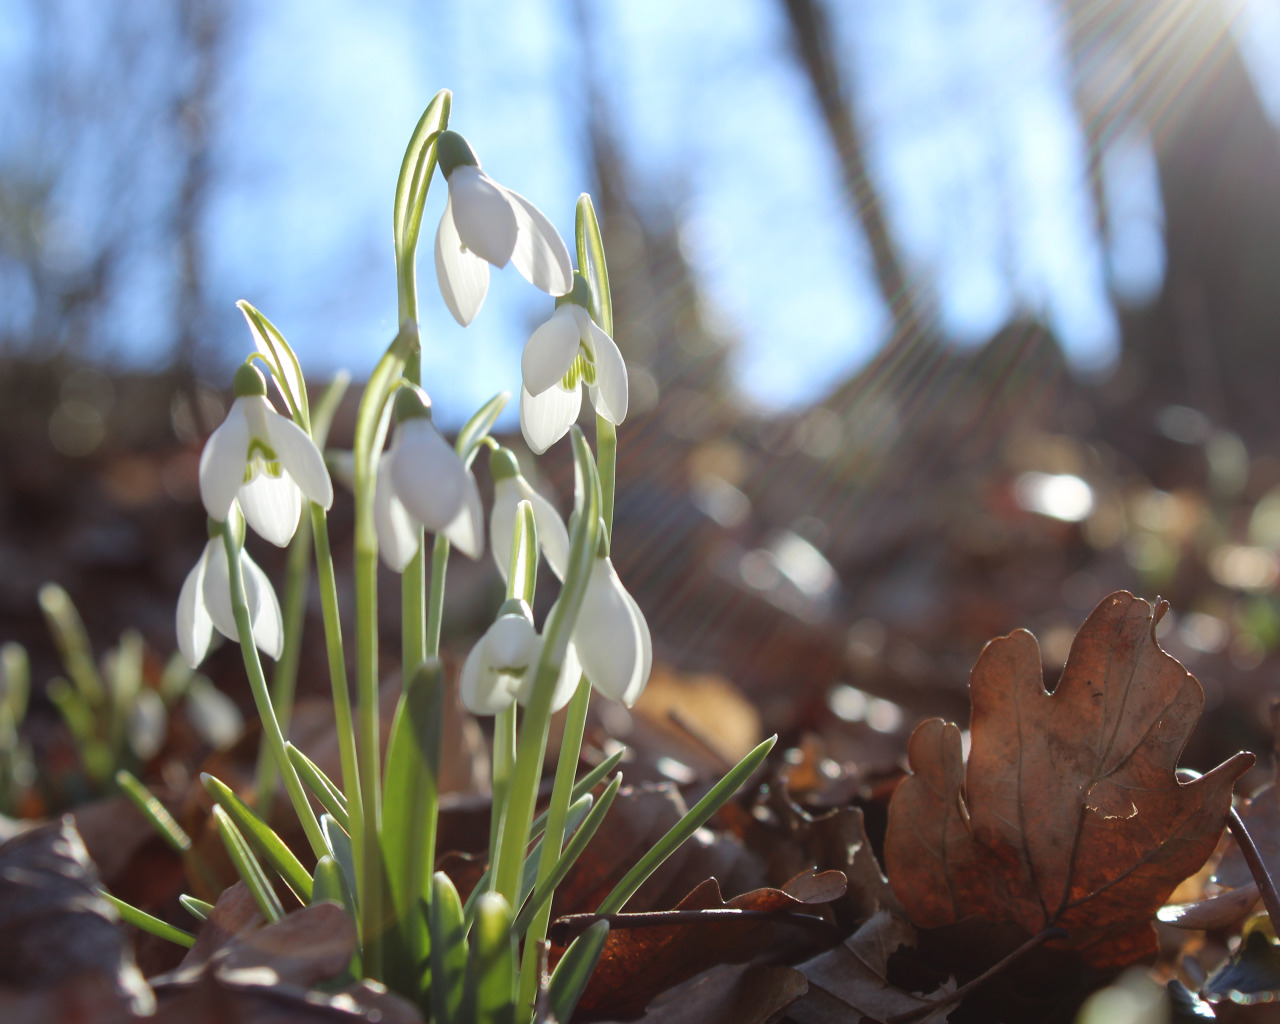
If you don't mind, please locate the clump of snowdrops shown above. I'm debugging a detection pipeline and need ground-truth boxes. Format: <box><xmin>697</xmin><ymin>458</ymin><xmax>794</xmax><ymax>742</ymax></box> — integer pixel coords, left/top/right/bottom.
<box><xmin>106</xmin><ymin>90</ymin><xmax>776</xmax><ymax>1023</ymax></box>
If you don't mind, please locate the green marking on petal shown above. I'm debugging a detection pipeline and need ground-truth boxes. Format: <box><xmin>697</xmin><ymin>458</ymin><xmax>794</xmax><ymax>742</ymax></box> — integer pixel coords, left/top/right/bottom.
<box><xmin>243</xmin><ymin>439</ymin><xmax>282</xmax><ymax>484</ymax></box>
<box><xmin>560</xmin><ymin>347</ymin><xmax>597</xmax><ymax>390</ymax></box>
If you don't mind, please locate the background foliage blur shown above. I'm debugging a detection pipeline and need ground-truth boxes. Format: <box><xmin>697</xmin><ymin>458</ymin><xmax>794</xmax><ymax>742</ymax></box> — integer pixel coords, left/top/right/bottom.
<box><xmin>4</xmin><ymin>0</ymin><xmax>1280</xmax><ymax>783</ymax></box>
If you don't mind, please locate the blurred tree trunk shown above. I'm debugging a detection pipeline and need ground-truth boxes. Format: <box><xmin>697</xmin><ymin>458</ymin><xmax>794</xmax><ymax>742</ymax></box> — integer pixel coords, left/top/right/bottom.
<box><xmin>171</xmin><ymin>0</ymin><xmax>225</xmax><ymax>386</ymax></box>
<box><xmin>1064</xmin><ymin>0</ymin><xmax>1280</xmax><ymax>446</ymax></box>
<box><xmin>780</xmin><ymin>0</ymin><xmax>930</xmax><ymax>351</ymax></box>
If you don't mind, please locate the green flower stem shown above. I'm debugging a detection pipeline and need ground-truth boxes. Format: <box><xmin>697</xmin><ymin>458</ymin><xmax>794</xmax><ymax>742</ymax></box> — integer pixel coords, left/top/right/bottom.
<box><xmin>308</xmin><ymin>504</ymin><xmax>363</xmax><ymax>844</ymax></box>
<box><xmin>353</xmin><ymin>538</ymin><xmax>385</xmax><ymax>978</ymax></box>
<box><xmin>393</xmin><ymin>98</ymin><xmax>449</xmax><ymax>332</ymax></box>
<box><xmin>351</xmin><ymin>327</ymin><xmax>419</xmax><ymax>980</ymax></box>
<box><xmin>516</xmin><ymin>673</ymin><xmax>592</xmax><ymax>1015</ymax></box>
<box><xmin>402</xmin><ymin>539</ymin><xmax>426</xmax><ymax>678</ymax></box>
<box><xmin>221</xmin><ymin>526</ymin><xmax>326</xmax><ymax>860</ymax></box>
<box><xmin>426</xmin><ymin>533</ymin><xmax>449</xmax><ymax>657</ymax></box>
<box><xmin>492</xmin><ymin>431</ymin><xmax>601</xmax><ymax>907</ymax></box>
<box><xmin>398</xmin><ymin>256</ymin><xmax>420</xmax><ymax>336</ymax></box>
<box><xmin>491</xmin><ymin>501</ymin><xmax>536</xmax><ymax>874</ymax></box>
<box><xmin>253</xmin><ymin>507</ymin><xmax>312</xmax><ymax>814</ymax></box>
<box><xmin>394</xmin><ymin>96</ymin><xmax>448</xmax><ymax>718</ymax></box>
<box><xmin>489</xmin><ymin>705</ymin><xmax>516</xmax><ymax>874</ymax></box>
<box><xmin>490</xmin><ymin>652</ymin><xmax>567</xmax><ymax>908</ymax></box>
<box><xmin>460</xmin><ymin>749</ymin><xmax>626</xmax><ymax>925</ymax></box>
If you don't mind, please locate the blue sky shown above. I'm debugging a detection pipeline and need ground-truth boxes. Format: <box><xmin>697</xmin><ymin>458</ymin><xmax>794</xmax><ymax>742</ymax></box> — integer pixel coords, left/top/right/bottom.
<box><xmin>4</xmin><ymin>0</ymin><xmax>1276</xmax><ymax>425</ymax></box>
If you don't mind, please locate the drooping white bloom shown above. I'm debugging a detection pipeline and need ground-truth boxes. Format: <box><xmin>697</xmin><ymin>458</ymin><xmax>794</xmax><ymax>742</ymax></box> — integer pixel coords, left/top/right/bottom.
<box><xmin>520</xmin><ymin>288</ymin><xmax>628</xmax><ymax>455</ymax></box>
<box><xmin>176</xmin><ymin>530</ymin><xmax>283</xmax><ymax>668</ymax></box>
<box><xmin>433</xmin><ymin>131</ymin><xmax>572</xmax><ymax>327</ymax></box>
<box><xmin>199</xmin><ymin>363</ymin><xmax>333</xmax><ymax>546</ymax></box>
<box><xmin>488</xmin><ymin>447</ymin><xmax>569</xmax><ymax>582</ymax></box>
<box><xmin>374</xmin><ymin>388</ymin><xmax>483</xmax><ymax>571</ymax></box>
<box><xmin>573</xmin><ymin>556</ymin><xmax>651</xmax><ymax>707</ymax></box>
<box><xmin>459</xmin><ymin>602</ymin><xmax>581</xmax><ymax>716</ymax></box>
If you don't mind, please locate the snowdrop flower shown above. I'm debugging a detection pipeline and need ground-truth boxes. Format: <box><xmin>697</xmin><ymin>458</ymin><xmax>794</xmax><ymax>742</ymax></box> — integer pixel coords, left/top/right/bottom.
<box><xmin>520</xmin><ymin>276</ymin><xmax>628</xmax><ymax>454</ymax></box>
<box><xmin>375</xmin><ymin>387</ymin><xmax>483</xmax><ymax>571</ymax></box>
<box><xmin>459</xmin><ymin>600</ymin><xmax>581</xmax><ymax>715</ymax></box>
<box><xmin>573</xmin><ymin>553</ymin><xmax>651</xmax><ymax>707</ymax></box>
<box><xmin>488</xmin><ymin>446</ymin><xmax>569</xmax><ymax>582</ymax></box>
<box><xmin>434</xmin><ymin>131</ymin><xmax>572</xmax><ymax>326</ymax></box>
<box><xmin>199</xmin><ymin>363</ymin><xmax>333</xmax><ymax>546</ymax></box>
<box><xmin>176</xmin><ymin>517</ymin><xmax>283</xmax><ymax>668</ymax></box>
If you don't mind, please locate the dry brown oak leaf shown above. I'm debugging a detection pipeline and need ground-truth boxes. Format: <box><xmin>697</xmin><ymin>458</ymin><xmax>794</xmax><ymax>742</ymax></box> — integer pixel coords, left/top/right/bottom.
<box><xmin>884</xmin><ymin>591</ymin><xmax>1253</xmax><ymax>969</ymax></box>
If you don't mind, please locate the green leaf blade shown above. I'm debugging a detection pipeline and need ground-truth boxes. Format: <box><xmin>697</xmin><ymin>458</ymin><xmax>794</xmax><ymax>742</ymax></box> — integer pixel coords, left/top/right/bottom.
<box><xmin>211</xmin><ymin>805</ymin><xmax>285</xmax><ymax>923</ymax></box>
<box><xmin>547</xmin><ymin>919</ymin><xmax>609</xmax><ymax>1024</ymax></box>
<box><xmin>574</xmin><ymin>194</ymin><xmax>613</xmax><ymax>337</ymax></box>
<box><xmin>596</xmin><ymin>735</ymin><xmax>777</xmax><ymax>915</ymax></box>
<box><xmin>202</xmin><ymin>772</ymin><xmax>313</xmax><ymax>902</ymax></box>
<box><xmin>285</xmin><ymin>742</ymin><xmax>350</xmax><ymax>831</ymax></box>
<box><xmin>116</xmin><ymin>769</ymin><xmax>192</xmax><ymax>854</ymax></box>
<box><xmin>101</xmin><ymin>890</ymin><xmax>195</xmax><ymax>948</ymax></box>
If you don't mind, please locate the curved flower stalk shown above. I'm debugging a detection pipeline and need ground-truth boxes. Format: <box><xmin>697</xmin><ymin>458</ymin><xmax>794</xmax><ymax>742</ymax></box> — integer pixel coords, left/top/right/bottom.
<box><xmin>374</xmin><ymin>387</ymin><xmax>483</xmax><ymax>571</ymax></box>
<box><xmin>176</xmin><ymin>514</ymin><xmax>283</xmax><ymax>668</ymax></box>
<box><xmin>573</xmin><ymin>553</ymin><xmax>651</xmax><ymax>707</ymax></box>
<box><xmin>520</xmin><ymin>275</ymin><xmax>628</xmax><ymax>454</ymax></box>
<box><xmin>199</xmin><ymin>363</ymin><xmax>333</xmax><ymax>546</ymax></box>
<box><xmin>459</xmin><ymin>600</ymin><xmax>581</xmax><ymax>716</ymax></box>
<box><xmin>433</xmin><ymin>130</ymin><xmax>573</xmax><ymax>326</ymax></box>
<box><xmin>488</xmin><ymin>446</ymin><xmax>569</xmax><ymax>582</ymax></box>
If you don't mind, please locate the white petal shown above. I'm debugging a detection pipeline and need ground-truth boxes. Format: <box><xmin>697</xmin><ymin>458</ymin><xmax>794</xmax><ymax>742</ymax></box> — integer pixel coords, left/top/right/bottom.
<box><xmin>237</xmin><ymin>398</ymin><xmax>309</xmax><ymax>542</ymax></box>
<box><xmin>238</xmin><ymin>471</ymin><xmax>302</xmax><ymax>547</ymax></box>
<box><xmin>574</xmin><ymin>559</ymin><xmax>645</xmax><ymax>704</ymax></box>
<box><xmin>436</xmin><ymin>197</ymin><xmax>491</xmax><ymax>326</ymax></box>
<box><xmin>243</xmin><ymin>552</ymin><xmax>284</xmax><ymax>660</ymax></box>
<box><xmin>519</xmin><ymin>384</ymin><xmax>581</xmax><ymax>455</ymax></box>
<box><xmin>442</xmin><ymin>469</ymin><xmax>484</xmax><ymax>560</ymax></box>
<box><xmin>459</xmin><ymin>641</ymin><xmax>516</xmax><ymax>716</ymax></box>
<box><xmin>519</xmin><ymin>478</ymin><xmax>569</xmax><ymax>581</ymax></box>
<box><xmin>484</xmin><ymin>614</ymin><xmax>539</xmax><ymax>668</ymax></box>
<box><xmin>199</xmin><ymin>400</ymin><xmax>251</xmax><ymax>522</ymax></box>
<box><xmin>375</xmin><ymin>456</ymin><xmax>420</xmax><ymax>573</ymax></box>
<box><xmin>585</xmin><ymin>320</ymin><xmax>629</xmax><ymax>425</ymax></box>
<box><xmin>489</xmin><ymin>478</ymin><xmax>520</xmax><ymax>583</ymax></box>
<box><xmin>513</xmin><ymin>634</ymin><xmax>579</xmax><ymax>713</ymax></box>
<box><xmin>617</xmin><ymin>583</ymin><xmax>653</xmax><ymax>707</ymax></box>
<box><xmin>548</xmin><ymin>640</ymin><xmax>582</xmax><ymax>714</ymax></box>
<box><xmin>202</xmin><ymin>537</ymin><xmax>252</xmax><ymax>643</ymax></box>
<box><xmin>389</xmin><ymin>420</ymin><xmax>466</xmax><ymax>532</ymax></box>
<box><xmin>176</xmin><ymin>550</ymin><xmax>214</xmax><ymax>668</ymax></box>
<box><xmin>505</xmin><ymin>188</ymin><xmax>573</xmax><ymax>296</ymax></box>
<box><xmin>264</xmin><ymin>408</ymin><xmax>333</xmax><ymax>509</ymax></box>
<box><xmin>448</xmin><ymin>167</ymin><xmax>518</xmax><ymax>266</ymax></box>
<box><xmin>522</xmin><ymin>305</ymin><xmax>581</xmax><ymax>396</ymax></box>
